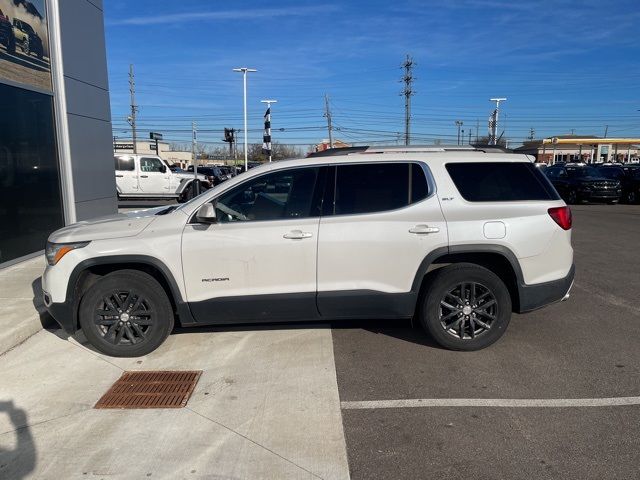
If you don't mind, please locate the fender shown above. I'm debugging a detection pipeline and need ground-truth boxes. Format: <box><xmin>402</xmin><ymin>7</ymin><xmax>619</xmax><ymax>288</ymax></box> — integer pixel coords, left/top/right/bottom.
<box><xmin>61</xmin><ymin>255</ymin><xmax>196</xmax><ymax>333</ymax></box>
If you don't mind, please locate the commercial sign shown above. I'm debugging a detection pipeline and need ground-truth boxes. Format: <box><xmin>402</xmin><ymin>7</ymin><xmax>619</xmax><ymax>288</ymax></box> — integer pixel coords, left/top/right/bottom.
<box><xmin>0</xmin><ymin>0</ymin><xmax>51</xmax><ymax>91</ymax></box>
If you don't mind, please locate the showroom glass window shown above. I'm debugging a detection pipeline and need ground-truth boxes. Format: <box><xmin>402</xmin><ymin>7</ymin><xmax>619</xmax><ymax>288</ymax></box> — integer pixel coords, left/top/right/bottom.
<box><xmin>0</xmin><ymin>83</ymin><xmax>64</xmax><ymax>265</ymax></box>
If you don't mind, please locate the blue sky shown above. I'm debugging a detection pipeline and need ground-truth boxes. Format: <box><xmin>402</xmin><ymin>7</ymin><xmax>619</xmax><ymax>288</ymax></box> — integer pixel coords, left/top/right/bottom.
<box><xmin>104</xmin><ymin>0</ymin><xmax>640</xmax><ymax>149</ymax></box>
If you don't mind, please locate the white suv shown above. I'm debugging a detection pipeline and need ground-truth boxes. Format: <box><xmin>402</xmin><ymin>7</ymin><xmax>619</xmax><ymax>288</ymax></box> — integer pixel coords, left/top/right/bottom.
<box><xmin>43</xmin><ymin>148</ymin><xmax>574</xmax><ymax>357</ymax></box>
<box><xmin>114</xmin><ymin>154</ymin><xmax>210</xmax><ymax>202</ymax></box>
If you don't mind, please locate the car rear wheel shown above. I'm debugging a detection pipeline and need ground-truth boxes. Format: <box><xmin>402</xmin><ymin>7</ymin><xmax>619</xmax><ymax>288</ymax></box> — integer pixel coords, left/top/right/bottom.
<box><xmin>626</xmin><ymin>191</ymin><xmax>637</xmax><ymax>204</ymax></box>
<box><xmin>566</xmin><ymin>189</ymin><xmax>577</xmax><ymax>204</ymax></box>
<box><xmin>78</xmin><ymin>270</ymin><xmax>174</xmax><ymax>357</ymax></box>
<box><xmin>419</xmin><ymin>264</ymin><xmax>512</xmax><ymax>351</ymax></box>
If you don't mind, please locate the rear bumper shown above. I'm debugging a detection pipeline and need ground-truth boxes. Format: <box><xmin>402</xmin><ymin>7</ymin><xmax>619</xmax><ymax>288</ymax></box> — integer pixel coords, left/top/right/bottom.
<box><xmin>517</xmin><ymin>263</ymin><xmax>575</xmax><ymax>313</ymax></box>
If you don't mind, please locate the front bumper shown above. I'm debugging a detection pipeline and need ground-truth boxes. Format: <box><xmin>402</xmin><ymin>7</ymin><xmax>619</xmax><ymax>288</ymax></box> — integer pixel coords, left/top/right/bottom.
<box><xmin>517</xmin><ymin>263</ymin><xmax>575</xmax><ymax>313</ymax></box>
<box><xmin>43</xmin><ymin>288</ymin><xmax>76</xmax><ymax>334</ymax></box>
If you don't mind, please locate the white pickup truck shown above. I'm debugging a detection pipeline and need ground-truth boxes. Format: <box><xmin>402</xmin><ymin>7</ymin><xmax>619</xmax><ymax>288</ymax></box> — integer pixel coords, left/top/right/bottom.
<box><xmin>115</xmin><ymin>154</ymin><xmax>210</xmax><ymax>202</ymax></box>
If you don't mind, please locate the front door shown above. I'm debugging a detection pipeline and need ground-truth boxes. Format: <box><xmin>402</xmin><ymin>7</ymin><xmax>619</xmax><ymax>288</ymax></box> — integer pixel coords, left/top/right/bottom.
<box><xmin>138</xmin><ymin>157</ymin><xmax>170</xmax><ymax>194</ymax></box>
<box><xmin>181</xmin><ymin>166</ymin><xmax>325</xmax><ymax>324</ymax></box>
<box><xmin>316</xmin><ymin>162</ymin><xmax>448</xmax><ymax>318</ymax></box>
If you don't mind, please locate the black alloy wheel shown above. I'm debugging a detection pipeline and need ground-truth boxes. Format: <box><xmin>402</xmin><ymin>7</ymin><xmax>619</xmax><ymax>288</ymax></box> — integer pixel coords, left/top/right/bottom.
<box><xmin>94</xmin><ymin>290</ymin><xmax>154</xmax><ymax>346</ymax></box>
<box><xmin>439</xmin><ymin>282</ymin><xmax>497</xmax><ymax>340</ymax></box>
<box><xmin>566</xmin><ymin>189</ymin><xmax>577</xmax><ymax>204</ymax></box>
<box><xmin>420</xmin><ymin>263</ymin><xmax>512</xmax><ymax>351</ymax></box>
<box><xmin>79</xmin><ymin>270</ymin><xmax>174</xmax><ymax>357</ymax></box>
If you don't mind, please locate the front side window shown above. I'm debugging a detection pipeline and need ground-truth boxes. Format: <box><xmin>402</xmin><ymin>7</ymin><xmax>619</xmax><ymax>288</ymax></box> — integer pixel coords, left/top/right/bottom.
<box><xmin>215</xmin><ymin>167</ymin><xmax>320</xmax><ymax>223</ymax></box>
<box><xmin>446</xmin><ymin>162</ymin><xmax>560</xmax><ymax>202</ymax></box>
<box><xmin>140</xmin><ymin>157</ymin><xmax>164</xmax><ymax>172</ymax></box>
<box><xmin>332</xmin><ymin>163</ymin><xmax>429</xmax><ymax>216</ymax></box>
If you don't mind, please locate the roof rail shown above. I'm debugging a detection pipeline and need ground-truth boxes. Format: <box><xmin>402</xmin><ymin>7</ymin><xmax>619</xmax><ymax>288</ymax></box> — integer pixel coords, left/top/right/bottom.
<box><xmin>306</xmin><ymin>144</ymin><xmax>512</xmax><ymax>158</ymax></box>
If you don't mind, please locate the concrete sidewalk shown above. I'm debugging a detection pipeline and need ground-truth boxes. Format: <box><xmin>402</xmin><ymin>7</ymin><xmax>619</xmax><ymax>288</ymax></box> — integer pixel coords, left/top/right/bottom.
<box><xmin>0</xmin><ymin>257</ymin><xmax>49</xmax><ymax>355</ymax></box>
<box><xmin>0</xmin><ymin>325</ymin><xmax>350</xmax><ymax>479</ymax></box>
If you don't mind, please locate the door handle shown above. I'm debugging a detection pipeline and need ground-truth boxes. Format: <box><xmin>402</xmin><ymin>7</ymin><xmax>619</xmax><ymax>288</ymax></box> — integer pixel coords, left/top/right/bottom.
<box><xmin>140</xmin><ymin>175</ymin><xmax>149</xmax><ymax>178</ymax></box>
<box><xmin>283</xmin><ymin>230</ymin><xmax>313</xmax><ymax>240</ymax></box>
<box><xmin>115</xmin><ymin>174</ymin><xmax>123</xmax><ymax>178</ymax></box>
<box><xmin>409</xmin><ymin>224</ymin><xmax>440</xmax><ymax>234</ymax></box>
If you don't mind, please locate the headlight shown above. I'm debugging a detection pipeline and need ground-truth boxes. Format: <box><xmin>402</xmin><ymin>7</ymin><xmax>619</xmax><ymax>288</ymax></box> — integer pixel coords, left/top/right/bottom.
<box><xmin>45</xmin><ymin>241</ymin><xmax>90</xmax><ymax>266</ymax></box>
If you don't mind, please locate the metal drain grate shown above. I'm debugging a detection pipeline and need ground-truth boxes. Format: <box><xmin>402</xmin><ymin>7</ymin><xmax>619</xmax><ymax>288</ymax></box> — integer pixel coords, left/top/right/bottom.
<box><xmin>95</xmin><ymin>371</ymin><xmax>202</xmax><ymax>409</ymax></box>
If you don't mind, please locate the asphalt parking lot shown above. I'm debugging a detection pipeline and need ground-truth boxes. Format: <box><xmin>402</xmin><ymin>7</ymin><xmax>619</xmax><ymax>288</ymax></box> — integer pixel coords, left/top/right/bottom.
<box><xmin>332</xmin><ymin>203</ymin><xmax>640</xmax><ymax>479</ymax></box>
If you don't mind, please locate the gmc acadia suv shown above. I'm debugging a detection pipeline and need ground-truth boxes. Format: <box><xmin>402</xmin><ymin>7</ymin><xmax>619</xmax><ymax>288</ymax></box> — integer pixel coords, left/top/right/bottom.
<box><xmin>43</xmin><ymin>148</ymin><xmax>574</xmax><ymax>357</ymax></box>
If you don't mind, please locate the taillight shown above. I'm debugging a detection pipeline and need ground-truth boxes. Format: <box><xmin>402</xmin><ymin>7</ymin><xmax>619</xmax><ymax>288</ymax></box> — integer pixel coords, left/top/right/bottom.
<box><xmin>548</xmin><ymin>206</ymin><xmax>572</xmax><ymax>230</ymax></box>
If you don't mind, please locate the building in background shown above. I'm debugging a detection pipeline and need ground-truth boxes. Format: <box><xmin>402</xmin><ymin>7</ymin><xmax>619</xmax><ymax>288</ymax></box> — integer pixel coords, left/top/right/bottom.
<box><xmin>515</xmin><ymin>135</ymin><xmax>640</xmax><ymax>164</ymax></box>
<box><xmin>0</xmin><ymin>0</ymin><xmax>114</xmax><ymax>267</ymax></box>
<box><xmin>113</xmin><ymin>139</ymin><xmax>193</xmax><ymax>167</ymax></box>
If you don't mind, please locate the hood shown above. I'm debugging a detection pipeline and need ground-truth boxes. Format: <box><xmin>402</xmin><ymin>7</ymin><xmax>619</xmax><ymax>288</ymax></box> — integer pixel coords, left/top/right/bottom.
<box><xmin>48</xmin><ymin>208</ymin><xmax>163</xmax><ymax>243</ymax></box>
<box><xmin>176</xmin><ymin>172</ymin><xmax>207</xmax><ymax>181</ymax></box>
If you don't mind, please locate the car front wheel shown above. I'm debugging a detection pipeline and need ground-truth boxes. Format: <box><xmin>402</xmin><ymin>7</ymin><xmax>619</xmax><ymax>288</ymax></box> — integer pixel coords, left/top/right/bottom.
<box><xmin>420</xmin><ymin>264</ymin><xmax>512</xmax><ymax>351</ymax></box>
<box><xmin>78</xmin><ymin>270</ymin><xmax>174</xmax><ymax>357</ymax></box>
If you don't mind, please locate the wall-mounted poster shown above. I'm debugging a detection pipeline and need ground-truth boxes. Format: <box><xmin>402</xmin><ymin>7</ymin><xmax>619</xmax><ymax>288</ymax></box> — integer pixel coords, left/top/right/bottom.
<box><xmin>0</xmin><ymin>0</ymin><xmax>50</xmax><ymax>91</ymax></box>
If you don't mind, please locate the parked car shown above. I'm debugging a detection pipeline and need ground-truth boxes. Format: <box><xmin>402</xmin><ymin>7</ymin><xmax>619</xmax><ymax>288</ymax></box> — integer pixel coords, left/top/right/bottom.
<box><xmin>12</xmin><ymin>18</ymin><xmax>43</xmax><ymax>58</ymax></box>
<box><xmin>114</xmin><ymin>154</ymin><xmax>210</xmax><ymax>202</ymax></box>
<box><xmin>545</xmin><ymin>164</ymin><xmax>621</xmax><ymax>204</ymax></box>
<box><xmin>0</xmin><ymin>9</ymin><xmax>14</xmax><ymax>53</ymax></box>
<box><xmin>186</xmin><ymin>165</ymin><xmax>228</xmax><ymax>185</ymax></box>
<box><xmin>597</xmin><ymin>165</ymin><xmax>640</xmax><ymax>204</ymax></box>
<box><xmin>44</xmin><ymin>148</ymin><xmax>574</xmax><ymax>357</ymax></box>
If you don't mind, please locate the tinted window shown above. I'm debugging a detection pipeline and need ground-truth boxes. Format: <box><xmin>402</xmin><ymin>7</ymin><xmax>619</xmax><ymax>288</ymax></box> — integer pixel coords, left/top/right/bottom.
<box><xmin>114</xmin><ymin>156</ymin><xmax>135</xmax><ymax>171</ymax></box>
<box><xmin>446</xmin><ymin>162</ymin><xmax>560</xmax><ymax>202</ymax></box>
<box><xmin>332</xmin><ymin>163</ymin><xmax>429</xmax><ymax>216</ymax></box>
<box><xmin>597</xmin><ymin>168</ymin><xmax>624</xmax><ymax>179</ymax></box>
<box><xmin>567</xmin><ymin>166</ymin><xmax>600</xmax><ymax>178</ymax></box>
<box><xmin>215</xmin><ymin>167</ymin><xmax>320</xmax><ymax>222</ymax></box>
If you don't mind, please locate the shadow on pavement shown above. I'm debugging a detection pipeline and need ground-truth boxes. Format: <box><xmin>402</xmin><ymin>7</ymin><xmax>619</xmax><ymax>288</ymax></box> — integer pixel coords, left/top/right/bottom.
<box><xmin>0</xmin><ymin>401</ymin><xmax>36</xmax><ymax>479</ymax></box>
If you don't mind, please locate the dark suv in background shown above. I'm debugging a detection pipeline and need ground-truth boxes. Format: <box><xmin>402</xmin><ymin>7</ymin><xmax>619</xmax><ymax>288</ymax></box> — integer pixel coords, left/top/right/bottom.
<box><xmin>545</xmin><ymin>164</ymin><xmax>621</xmax><ymax>204</ymax></box>
<box><xmin>597</xmin><ymin>165</ymin><xmax>640</xmax><ymax>204</ymax></box>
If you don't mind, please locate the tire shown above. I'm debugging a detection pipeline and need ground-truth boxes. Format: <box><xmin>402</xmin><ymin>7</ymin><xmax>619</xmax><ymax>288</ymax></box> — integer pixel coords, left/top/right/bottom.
<box><xmin>419</xmin><ymin>263</ymin><xmax>512</xmax><ymax>351</ymax></box>
<box><xmin>78</xmin><ymin>270</ymin><xmax>174</xmax><ymax>357</ymax></box>
<box><xmin>566</xmin><ymin>189</ymin><xmax>577</xmax><ymax>204</ymax></box>
<box><xmin>178</xmin><ymin>182</ymin><xmax>197</xmax><ymax>203</ymax></box>
<box><xmin>626</xmin><ymin>191</ymin><xmax>637</xmax><ymax>204</ymax></box>
<box><xmin>7</xmin><ymin>35</ymin><xmax>15</xmax><ymax>54</ymax></box>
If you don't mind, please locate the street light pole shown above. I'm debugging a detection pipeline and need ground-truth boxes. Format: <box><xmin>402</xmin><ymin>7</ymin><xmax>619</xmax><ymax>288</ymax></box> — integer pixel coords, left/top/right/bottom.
<box><xmin>261</xmin><ymin>99</ymin><xmax>277</xmax><ymax>162</ymax></box>
<box><xmin>455</xmin><ymin>120</ymin><xmax>463</xmax><ymax>146</ymax></box>
<box><xmin>233</xmin><ymin>67</ymin><xmax>257</xmax><ymax>171</ymax></box>
<box><xmin>489</xmin><ymin>98</ymin><xmax>507</xmax><ymax>145</ymax></box>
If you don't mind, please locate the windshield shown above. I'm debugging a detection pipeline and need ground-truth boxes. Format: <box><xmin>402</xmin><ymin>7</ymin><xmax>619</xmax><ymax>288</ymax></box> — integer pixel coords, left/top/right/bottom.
<box><xmin>567</xmin><ymin>166</ymin><xmax>600</xmax><ymax>178</ymax></box>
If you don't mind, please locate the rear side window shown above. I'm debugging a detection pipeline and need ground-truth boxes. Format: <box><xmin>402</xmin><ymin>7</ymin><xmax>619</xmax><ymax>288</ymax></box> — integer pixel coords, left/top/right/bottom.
<box><xmin>114</xmin><ymin>156</ymin><xmax>135</xmax><ymax>171</ymax></box>
<box><xmin>446</xmin><ymin>162</ymin><xmax>560</xmax><ymax>202</ymax></box>
<box><xmin>331</xmin><ymin>163</ymin><xmax>429</xmax><ymax>215</ymax></box>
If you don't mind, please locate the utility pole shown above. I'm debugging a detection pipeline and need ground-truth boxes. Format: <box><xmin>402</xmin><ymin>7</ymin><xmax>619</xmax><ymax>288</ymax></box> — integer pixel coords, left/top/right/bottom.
<box><xmin>192</xmin><ymin>121</ymin><xmax>198</xmax><ymax>194</ymax></box>
<box><xmin>528</xmin><ymin>128</ymin><xmax>535</xmax><ymax>141</ymax></box>
<box><xmin>489</xmin><ymin>97</ymin><xmax>506</xmax><ymax>145</ymax></box>
<box><xmin>128</xmin><ymin>64</ymin><xmax>138</xmax><ymax>154</ymax></box>
<box><xmin>233</xmin><ymin>67</ymin><xmax>257</xmax><ymax>171</ymax></box>
<box><xmin>468</xmin><ymin>130</ymin><xmax>472</xmax><ymax>145</ymax></box>
<box><xmin>324</xmin><ymin>94</ymin><xmax>333</xmax><ymax>148</ymax></box>
<box><xmin>455</xmin><ymin>120</ymin><xmax>463</xmax><ymax>146</ymax></box>
<box><xmin>604</xmin><ymin>125</ymin><xmax>609</xmax><ymax>138</ymax></box>
<box><xmin>401</xmin><ymin>55</ymin><xmax>415</xmax><ymax>146</ymax></box>
<box><xmin>475</xmin><ymin>119</ymin><xmax>479</xmax><ymax>143</ymax></box>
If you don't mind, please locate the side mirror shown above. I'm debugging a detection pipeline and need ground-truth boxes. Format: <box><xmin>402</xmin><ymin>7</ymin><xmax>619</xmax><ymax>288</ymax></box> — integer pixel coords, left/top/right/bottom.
<box><xmin>195</xmin><ymin>203</ymin><xmax>217</xmax><ymax>224</ymax></box>
<box><xmin>160</xmin><ymin>165</ymin><xmax>167</xmax><ymax>173</ymax></box>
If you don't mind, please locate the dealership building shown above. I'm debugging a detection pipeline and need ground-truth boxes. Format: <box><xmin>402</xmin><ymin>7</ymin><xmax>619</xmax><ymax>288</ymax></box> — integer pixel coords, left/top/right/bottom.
<box><xmin>0</xmin><ymin>0</ymin><xmax>115</xmax><ymax>267</ymax></box>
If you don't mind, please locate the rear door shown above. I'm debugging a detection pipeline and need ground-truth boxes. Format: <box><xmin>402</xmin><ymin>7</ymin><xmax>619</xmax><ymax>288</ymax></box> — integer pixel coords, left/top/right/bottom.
<box><xmin>114</xmin><ymin>155</ymin><xmax>138</xmax><ymax>194</ymax></box>
<box><xmin>316</xmin><ymin>161</ymin><xmax>448</xmax><ymax>318</ymax></box>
